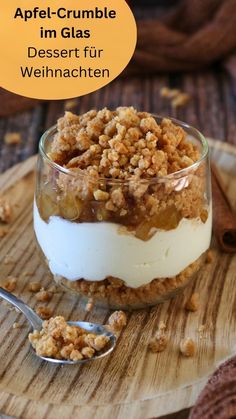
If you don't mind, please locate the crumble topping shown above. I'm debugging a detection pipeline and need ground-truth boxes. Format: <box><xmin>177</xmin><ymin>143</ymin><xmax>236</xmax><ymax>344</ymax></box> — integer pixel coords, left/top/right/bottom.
<box><xmin>38</xmin><ymin>107</ymin><xmax>208</xmax><ymax>241</ymax></box>
<box><xmin>50</xmin><ymin>107</ymin><xmax>199</xmax><ymax>178</ymax></box>
<box><xmin>28</xmin><ymin>315</ymin><xmax>110</xmax><ymax>361</ymax></box>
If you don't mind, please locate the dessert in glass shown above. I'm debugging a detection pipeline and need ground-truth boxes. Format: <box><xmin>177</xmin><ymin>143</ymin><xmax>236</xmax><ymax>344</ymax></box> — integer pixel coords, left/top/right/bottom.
<box><xmin>34</xmin><ymin>107</ymin><xmax>212</xmax><ymax>309</ymax></box>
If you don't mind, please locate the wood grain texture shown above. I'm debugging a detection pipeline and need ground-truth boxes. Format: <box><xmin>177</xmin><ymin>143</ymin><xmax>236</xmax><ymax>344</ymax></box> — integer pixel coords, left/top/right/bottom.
<box><xmin>1</xmin><ymin>70</ymin><xmax>236</xmax><ymax>177</ymax></box>
<box><xmin>0</xmin><ymin>140</ymin><xmax>235</xmax><ymax>419</ymax></box>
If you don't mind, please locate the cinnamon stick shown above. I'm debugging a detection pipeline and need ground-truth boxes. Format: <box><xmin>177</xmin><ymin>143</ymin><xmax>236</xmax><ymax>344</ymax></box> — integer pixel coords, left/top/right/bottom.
<box><xmin>211</xmin><ymin>162</ymin><xmax>236</xmax><ymax>253</ymax></box>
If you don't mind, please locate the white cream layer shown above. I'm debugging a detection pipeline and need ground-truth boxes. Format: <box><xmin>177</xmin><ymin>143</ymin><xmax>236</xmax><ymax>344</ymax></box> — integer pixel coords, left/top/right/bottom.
<box><xmin>34</xmin><ymin>202</ymin><xmax>212</xmax><ymax>288</ymax></box>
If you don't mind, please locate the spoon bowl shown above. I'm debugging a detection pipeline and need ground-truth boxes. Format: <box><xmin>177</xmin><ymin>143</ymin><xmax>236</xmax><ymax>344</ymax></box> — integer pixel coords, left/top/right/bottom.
<box><xmin>0</xmin><ymin>287</ymin><xmax>116</xmax><ymax>364</ymax></box>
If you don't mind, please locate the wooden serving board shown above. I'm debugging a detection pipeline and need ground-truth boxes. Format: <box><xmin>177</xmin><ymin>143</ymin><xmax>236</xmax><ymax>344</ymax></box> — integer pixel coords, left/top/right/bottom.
<box><xmin>0</xmin><ymin>140</ymin><xmax>236</xmax><ymax>419</ymax></box>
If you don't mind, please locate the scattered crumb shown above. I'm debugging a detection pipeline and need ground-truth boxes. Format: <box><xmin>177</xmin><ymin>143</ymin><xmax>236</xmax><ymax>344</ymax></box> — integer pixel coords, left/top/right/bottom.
<box><xmin>185</xmin><ymin>293</ymin><xmax>200</xmax><ymax>312</ymax></box>
<box><xmin>29</xmin><ymin>315</ymin><xmax>110</xmax><ymax>360</ymax></box>
<box><xmin>35</xmin><ymin>290</ymin><xmax>52</xmax><ymax>302</ymax></box>
<box><xmin>3</xmin><ymin>276</ymin><xmax>17</xmax><ymax>292</ymax></box>
<box><xmin>160</xmin><ymin>87</ymin><xmax>180</xmax><ymax>99</ymax></box>
<box><xmin>206</xmin><ymin>249</ymin><xmax>214</xmax><ymax>264</ymax></box>
<box><xmin>13</xmin><ymin>322</ymin><xmax>21</xmax><ymax>329</ymax></box>
<box><xmin>107</xmin><ymin>310</ymin><xmax>127</xmax><ymax>332</ymax></box>
<box><xmin>149</xmin><ymin>332</ymin><xmax>168</xmax><ymax>353</ymax></box>
<box><xmin>23</xmin><ymin>271</ymin><xmax>34</xmax><ymax>277</ymax></box>
<box><xmin>85</xmin><ymin>298</ymin><xmax>94</xmax><ymax>312</ymax></box>
<box><xmin>36</xmin><ymin>306</ymin><xmax>53</xmax><ymax>320</ymax></box>
<box><xmin>4</xmin><ymin>132</ymin><xmax>21</xmax><ymax>145</ymax></box>
<box><xmin>171</xmin><ymin>93</ymin><xmax>191</xmax><ymax>108</ymax></box>
<box><xmin>0</xmin><ymin>197</ymin><xmax>12</xmax><ymax>224</ymax></box>
<box><xmin>0</xmin><ymin>227</ymin><xmax>9</xmax><ymax>238</ymax></box>
<box><xmin>159</xmin><ymin>321</ymin><xmax>167</xmax><ymax>332</ymax></box>
<box><xmin>160</xmin><ymin>87</ymin><xmax>191</xmax><ymax>109</ymax></box>
<box><xmin>3</xmin><ymin>254</ymin><xmax>14</xmax><ymax>265</ymax></box>
<box><xmin>64</xmin><ymin>99</ymin><xmax>77</xmax><ymax>111</ymax></box>
<box><xmin>180</xmin><ymin>337</ymin><xmax>195</xmax><ymax>357</ymax></box>
<box><xmin>28</xmin><ymin>282</ymin><xmax>41</xmax><ymax>293</ymax></box>
<box><xmin>197</xmin><ymin>324</ymin><xmax>206</xmax><ymax>339</ymax></box>
<box><xmin>197</xmin><ymin>324</ymin><xmax>206</xmax><ymax>333</ymax></box>
<box><xmin>148</xmin><ymin>321</ymin><xmax>168</xmax><ymax>353</ymax></box>
<box><xmin>47</xmin><ymin>285</ymin><xmax>59</xmax><ymax>294</ymax></box>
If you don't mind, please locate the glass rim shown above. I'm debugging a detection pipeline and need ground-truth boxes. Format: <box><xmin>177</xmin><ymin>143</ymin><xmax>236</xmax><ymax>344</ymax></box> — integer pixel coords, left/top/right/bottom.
<box><xmin>39</xmin><ymin>114</ymin><xmax>209</xmax><ymax>184</ymax></box>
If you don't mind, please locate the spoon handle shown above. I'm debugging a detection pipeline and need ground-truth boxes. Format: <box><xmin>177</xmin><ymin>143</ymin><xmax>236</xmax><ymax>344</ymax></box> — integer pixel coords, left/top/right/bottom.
<box><xmin>0</xmin><ymin>287</ymin><xmax>42</xmax><ymax>330</ymax></box>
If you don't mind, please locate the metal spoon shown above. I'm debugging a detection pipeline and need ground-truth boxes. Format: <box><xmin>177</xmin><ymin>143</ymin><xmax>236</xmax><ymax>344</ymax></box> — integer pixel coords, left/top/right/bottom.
<box><xmin>0</xmin><ymin>287</ymin><xmax>116</xmax><ymax>364</ymax></box>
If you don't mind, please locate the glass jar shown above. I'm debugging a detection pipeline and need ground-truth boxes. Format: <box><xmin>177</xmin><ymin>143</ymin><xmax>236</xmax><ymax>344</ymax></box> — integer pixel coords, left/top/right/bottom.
<box><xmin>34</xmin><ymin>116</ymin><xmax>212</xmax><ymax>310</ymax></box>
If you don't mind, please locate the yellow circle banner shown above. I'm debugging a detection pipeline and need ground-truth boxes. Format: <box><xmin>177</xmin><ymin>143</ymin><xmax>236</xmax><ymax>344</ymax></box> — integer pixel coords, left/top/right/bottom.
<box><xmin>0</xmin><ymin>0</ymin><xmax>137</xmax><ymax>100</ymax></box>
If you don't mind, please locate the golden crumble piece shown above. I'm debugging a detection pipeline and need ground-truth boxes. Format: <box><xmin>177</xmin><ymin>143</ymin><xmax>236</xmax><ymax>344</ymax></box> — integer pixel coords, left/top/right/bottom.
<box><xmin>3</xmin><ymin>276</ymin><xmax>17</xmax><ymax>292</ymax></box>
<box><xmin>64</xmin><ymin>99</ymin><xmax>77</xmax><ymax>111</ymax></box>
<box><xmin>159</xmin><ymin>321</ymin><xmax>167</xmax><ymax>332</ymax></box>
<box><xmin>160</xmin><ymin>87</ymin><xmax>191</xmax><ymax>108</ymax></box>
<box><xmin>28</xmin><ymin>282</ymin><xmax>41</xmax><ymax>293</ymax></box>
<box><xmin>36</xmin><ymin>306</ymin><xmax>53</xmax><ymax>320</ymax></box>
<box><xmin>3</xmin><ymin>254</ymin><xmax>14</xmax><ymax>265</ymax></box>
<box><xmin>0</xmin><ymin>197</ymin><xmax>12</xmax><ymax>224</ymax></box>
<box><xmin>171</xmin><ymin>93</ymin><xmax>191</xmax><ymax>109</ymax></box>
<box><xmin>47</xmin><ymin>285</ymin><xmax>59</xmax><ymax>294</ymax></box>
<box><xmin>81</xmin><ymin>347</ymin><xmax>95</xmax><ymax>359</ymax></box>
<box><xmin>197</xmin><ymin>324</ymin><xmax>206</xmax><ymax>339</ymax></box>
<box><xmin>185</xmin><ymin>293</ymin><xmax>200</xmax><ymax>312</ymax></box>
<box><xmin>206</xmin><ymin>249</ymin><xmax>214</xmax><ymax>264</ymax></box>
<box><xmin>160</xmin><ymin>87</ymin><xmax>180</xmax><ymax>99</ymax></box>
<box><xmin>92</xmin><ymin>335</ymin><xmax>110</xmax><ymax>351</ymax></box>
<box><xmin>13</xmin><ymin>322</ymin><xmax>21</xmax><ymax>329</ymax></box>
<box><xmin>70</xmin><ymin>349</ymin><xmax>84</xmax><ymax>361</ymax></box>
<box><xmin>60</xmin><ymin>344</ymin><xmax>74</xmax><ymax>359</ymax></box>
<box><xmin>108</xmin><ymin>310</ymin><xmax>127</xmax><ymax>332</ymax></box>
<box><xmin>149</xmin><ymin>321</ymin><xmax>168</xmax><ymax>353</ymax></box>
<box><xmin>85</xmin><ymin>298</ymin><xmax>94</xmax><ymax>312</ymax></box>
<box><xmin>35</xmin><ymin>290</ymin><xmax>52</xmax><ymax>302</ymax></box>
<box><xmin>197</xmin><ymin>324</ymin><xmax>206</xmax><ymax>333</ymax></box>
<box><xmin>180</xmin><ymin>337</ymin><xmax>195</xmax><ymax>357</ymax></box>
<box><xmin>149</xmin><ymin>333</ymin><xmax>168</xmax><ymax>353</ymax></box>
<box><xmin>0</xmin><ymin>227</ymin><xmax>9</xmax><ymax>238</ymax></box>
<box><xmin>23</xmin><ymin>271</ymin><xmax>34</xmax><ymax>277</ymax></box>
<box><xmin>93</xmin><ymin>189</ymin><xmax>109</xmax><ymax>201</ymax></box>
<box><xmin>29</xmin><ymin>315</ymin><xmax>111</xmax><ymax>360</ymax></box>
<box><xmin>4</xmin><ymin>132</ymin><xmax>21</xmax><ymax>145</ymax></box>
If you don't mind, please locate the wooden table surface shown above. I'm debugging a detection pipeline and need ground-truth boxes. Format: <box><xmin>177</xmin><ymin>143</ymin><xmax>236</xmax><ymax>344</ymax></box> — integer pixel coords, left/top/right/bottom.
<box><xmin>0</xmin><ymin>69</ymin><xmax>235</xmax><ymax>419</ymax></box>
<box><xmin>0</xmin><ymin>68</ymin><xmax>236</xmax><ymax>174</ymax></box>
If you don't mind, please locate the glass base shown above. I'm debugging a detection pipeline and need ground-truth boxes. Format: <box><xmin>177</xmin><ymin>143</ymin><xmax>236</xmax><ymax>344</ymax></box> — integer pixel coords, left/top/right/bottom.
<box><xmin>52</xmin><ymin>253</ymin><xmax>206</xmax><ymax>311</ymax></box>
